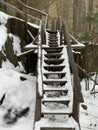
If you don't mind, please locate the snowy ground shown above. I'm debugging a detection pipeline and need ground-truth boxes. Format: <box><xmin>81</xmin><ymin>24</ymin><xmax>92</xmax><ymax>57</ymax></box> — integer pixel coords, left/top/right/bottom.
<box><xmin>0</xmin><ymin>68</ymin><xmax>36</xmax><ymax>130</ymax></box>
<box><xmin>80</xmin><ymin>75</ymin><xmax>98</xmax><ymax>130</ymax></box>
<box><xmin>0</xmin><ymin>11</ymin><xmax>98</xmax><ymax>130</ymax></box>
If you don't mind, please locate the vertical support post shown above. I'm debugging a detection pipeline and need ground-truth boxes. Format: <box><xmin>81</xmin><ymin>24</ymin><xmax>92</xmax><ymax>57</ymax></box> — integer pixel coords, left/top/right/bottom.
<box><xmin>24</xmin><ymin>0</ymin><xmax>29</xmax><ymax>43</ymax></box>
<box><xmin>35</xmin><ymin>21</ymin><xmax>46</xmax><ymax>121</ymax></box>
<box><xmin>56</xmin><ymin>17</ymin><xmax>62</xmax><ymax>45</ymax></box>
<box><xmin>35</xmin><ymin>85</ymin><xmax>41</xmax><ymax>121</ymax></box>
<box><xmin>41</xmin><ymin>21</ymin><xmax>46</xmax><ymax>44</ymax></box>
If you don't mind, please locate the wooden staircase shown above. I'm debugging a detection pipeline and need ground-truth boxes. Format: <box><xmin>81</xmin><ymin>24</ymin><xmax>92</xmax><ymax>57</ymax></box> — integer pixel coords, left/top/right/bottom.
<box><xmin>0</xmin><ymin>1</ymin><xmax>84</xmax><ymax>129</ymax></box>
<box><xmin>34</xmin><ymin>30</ymin><xmax>79</xmax><ymax>130</ymax></box>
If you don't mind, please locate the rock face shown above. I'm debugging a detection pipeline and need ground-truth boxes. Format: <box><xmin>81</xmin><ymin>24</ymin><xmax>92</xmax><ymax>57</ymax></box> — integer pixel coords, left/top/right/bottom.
<box><xmin>0</xmin><ymin>12</ymin><xmax>38</xmax><ymax>73</ymax></box>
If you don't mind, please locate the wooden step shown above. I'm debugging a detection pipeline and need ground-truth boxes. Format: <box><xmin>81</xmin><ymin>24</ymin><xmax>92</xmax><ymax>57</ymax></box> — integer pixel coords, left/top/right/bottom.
<box><xmin>44</xmin><ymin>65</ymin><xmax>65</xmax><ymax>72</ymax></box>
<box><xmin>42</xmin><ymin>97</ymin><xmax>70</xmax><ymax>103</ymax></box>
<box><xmin>40</xmin><ymin>117</ymin><xmax>77</xmax><ymax>130</ymax></box>
<box><xmin>47</xmin><ymin>30</ymin><xmax>58</xmax><ymax>34</ymax></box>
<box><xmin>41</xmin><ymin>111</ymin><xmax>71</xmax><ymax>115</ymax></box>
<box><xmin>43</xmin><ymin>87</ymin><xmax>68</xmax><ymax>92</ymax></box>
<box><xmin>44</xmin><ymin>72</ymin><xmax>66</xmax><ymax>79</ymax></box>
<box><xmin>41</xmin><ymin>127</ymin><xmax>75</xmax><ymax>130</ymax></box>
<box><xmin>48</xmin><ymin>41</ymin><xmax>58</xmax><ymax>44</ymax></box>
<box><xmin>43</xmin><ymin>79</ymin><xmax>67</xmax><ymax>83</ymax></box>
<box><xmin>48</xmin><ymin>39</ymin><xmax>58</xmax><ymax>42</ymax></box>
<box><xmin>44</xmin><ymin>72</ymin><xmax>66</xmax><ymax>75</ymax></box>
<box><xmin>48</xmin><ymin>36</ymin><xmax>58</xmax><ymax>40</ymax></box>
<box><xmin>47</xmin><ymin>34</ymin><xmax>58</xmax><ymax>38</ymax></box>
<box><xmin>44</xmin><ymin>53</ymin><xmax>63</xmax><ymax>59</ymax></box>
<box><xmin>44</xmin><ymin>59</ymin><xmax>64</xmax><ymax>65</ymax></box>
<box><xmin>44</xmin><ymin>47</ymin><xmax>63</xmax><ymax>53</ymax></box>
<box><xmin>41</xmin><ymin>106</ymin><xmax>71</xmax><ymax>115</ymax></box>
<box><xmin>48</xmin><ymin>44</ymin><xmax>58</xmax><ymax>47</ymax></box>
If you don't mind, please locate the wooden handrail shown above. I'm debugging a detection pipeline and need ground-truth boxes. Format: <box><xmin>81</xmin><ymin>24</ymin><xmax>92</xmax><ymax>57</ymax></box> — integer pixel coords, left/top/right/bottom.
<box><xmin>0</xmin><ymin>0</ymin><xmax>41</xmax><ymax>23</ymax></box>
<box><xmin>35</xmin><ymin>21</ymin><xmax>45</xmax><ymax>121</ymax></box>
<box><xmin>18</xmin><ymin>0</ymin><xmax>48</xmax><ymax>24</ymax></box>
<box><xmin>37</xmin><ymin>25</ymin><xmax>43</xmax><ymax>96</ymax></box>
<box><xmin>18</xmin><ymin>0</ymin><xmax>47</xmax><ymax>16</ymax></box>
<box><xmin>37</xmin><ymin>42</ymin><xmax>43</xmax><ymax>96</ymax></box>
<box><xmin>62</xmin><ymin>20</ymin><xmax>84</xmax><ymax>122</ymax></box>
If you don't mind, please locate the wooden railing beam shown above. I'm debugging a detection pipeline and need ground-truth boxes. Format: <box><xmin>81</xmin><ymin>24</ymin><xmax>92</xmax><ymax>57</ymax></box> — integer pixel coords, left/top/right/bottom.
<box><xmin>62</xmin><ymin>20</ymin><xmax>84</xmax><ymax>123</ymax></box>
<box><xmin>18</xmin><ymin>0</ymin><xmax>48</xmax><ymax>25</ymax></box>
<box><xmin>27</xmin><ymin>30</ymin><xmax>35</xmax><ymax>40</ymax></box>
<box><xmin>0</xmin><ymin>0</ymin><xmax>41</xmax><ymax>22</ymax></box>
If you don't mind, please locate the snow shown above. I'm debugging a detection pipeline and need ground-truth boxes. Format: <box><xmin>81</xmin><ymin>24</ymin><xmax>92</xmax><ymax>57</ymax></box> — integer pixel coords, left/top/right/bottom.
<box><xmin>35</xmin><ymin>117</ymin><xmax>79</xmax><ymax>130</ymax></box>
<box><xmin>8</xmin><ymin>33</ymin><xmax>21</xmax><ymax>55</ymax></box>
<box><xmin>0</xmin><ymin>11</ymin><xmax>36</xmax><ymax>130</ymax></box>
<box><xmin>0</xmin><ymin>25</ymin><xmax>7</xmax><ymax>50</ymax></box>
<box><xmin>2</xmin><ymin>59</ymin><xmax>16</xmax><ymax>69</ymax></box>
<box><xmin>0</xmin><ymin>11</ymin><xmax>10</xmax><ymax>50</ymax></box>
<box><xmin>0</xmin><ymin>68</ymin><xmax>36</xmax><ymax>130</ymax></box>
<box><xmin>71</xmin><ymin>42</ymin><xmax>85</xmax><ymax>49</ymax></box>
<box><xmin>0</xmin><ymin>11</ymin><xmax>10</xmax><ymax>24</ymax></box>
<box><xmin>80</xmin><ymin>76</ymin><xmax>98</xmax><ymax>130</ymax></box>
<box><xmin>25</xmin><ymin>43</ymin><xmax>48</xmax><ymax>49</ymax></box>
<box><xmin>28</xmin><ymin>22</ymin><xmax>39</xmax><ymax>29</ymax></box>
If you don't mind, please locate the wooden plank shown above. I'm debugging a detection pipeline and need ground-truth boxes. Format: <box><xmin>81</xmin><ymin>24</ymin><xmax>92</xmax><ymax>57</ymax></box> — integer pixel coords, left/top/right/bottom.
<box><xmin>44</xmin><ymin>59</ymin><xmax>64</xmax><ymax>62</ymax></box>
<box><xmin>44</xmin><ymin>72</ymin><xmax>66</xmax><ymax>75</ymax></box>
<box><xmin>17</xmin><ymin>49</ymin><xmax>36</xmax><ymax>58</ymax></box>
<box><xmin>43</xmin><ymin>79</ymin><xmax>67</xmax><ymax>83</ymax></box>
<box><xmin>47</xmin><ymin>30</ymin><xmax>58</xmax><ymax>34</ymax></box>
<box><xmin>44</xmin><ymin>46</ymin><xmax>63</xmax><ymax>49</ymax></box>
<box><xmin>43</xmin><ymin>87</ymin><xmax>68</xmax><ymax>92</ymax></box>
<box><xmin>44</xmin><ymin>65</ymin><xmax>65</xmax><ymax>72</ymax></box>
<box><xmin>48</xmin><ymin>44</ymin><xmax>58</xmax><ymax>47</ymax></box>
<box><xmin>42</xmin><ymin>98</ymin><xmax>70</xmax><ymax>103</ymax></box>
<box><xmin>43</xmin><ymin>72</ymin><xmax>66</xmax><ymax>79</ymax></box>
<box><xmin>41</xmin><ymin>127</ymin><xmax>75</xmax><ymax>130</ymax></box>
<box><xmin>41</xmin><ymin>109</ymin><xmax>71</xmax><ymax>115</ymax></box>
<box><xmin>44</xmin><ymin>59</ymin><xmax>64</xmax><ymax>65</ymax></box>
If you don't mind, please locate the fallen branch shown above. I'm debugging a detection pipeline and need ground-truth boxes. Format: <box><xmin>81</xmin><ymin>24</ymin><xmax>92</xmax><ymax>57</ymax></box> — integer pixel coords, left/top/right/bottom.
<box><xmin>91</xmin><ymin>91</ymin><xmax>98</xmax><ymax>94</ymax></box>
<box><xmin>91</xmin><ymin>73</ymin><xmax>97</xmax><ymax>92</ymax></box>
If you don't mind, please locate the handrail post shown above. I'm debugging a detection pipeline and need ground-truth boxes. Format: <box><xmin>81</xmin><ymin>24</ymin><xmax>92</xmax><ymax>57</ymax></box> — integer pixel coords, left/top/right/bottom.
<box><xmin>41</xmin><ymin>21</ymin><xmax>46</xmax><ymax>44</ymax></box>
<box><xmin>56</xmin><ymin>17</ymin><xmax>62</xmax><ymax>45</ymax></box>
<box><xmin>35</xmin><ymin>21</ymin><xmax>46</xmax><ymax>121</ymax></box>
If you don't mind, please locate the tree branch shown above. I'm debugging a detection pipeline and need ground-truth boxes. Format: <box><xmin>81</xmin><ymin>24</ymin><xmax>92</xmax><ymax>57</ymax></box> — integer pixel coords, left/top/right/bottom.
<box><xmin>75</xmin><ymin>63</ymin><xmax>98</xmax><ymax>85</ymax></box>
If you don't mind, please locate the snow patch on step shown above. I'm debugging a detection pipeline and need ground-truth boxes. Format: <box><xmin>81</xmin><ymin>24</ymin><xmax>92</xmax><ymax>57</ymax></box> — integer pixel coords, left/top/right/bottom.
<box><xmin>35</xmin><ymin>117</ymin><xmax>79</xmax><ymax>130</ymax></box>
